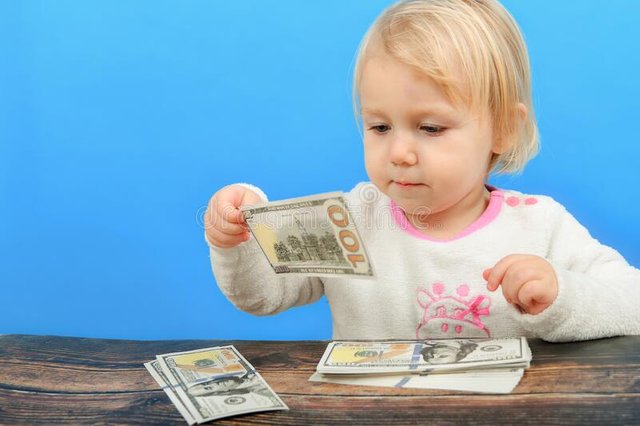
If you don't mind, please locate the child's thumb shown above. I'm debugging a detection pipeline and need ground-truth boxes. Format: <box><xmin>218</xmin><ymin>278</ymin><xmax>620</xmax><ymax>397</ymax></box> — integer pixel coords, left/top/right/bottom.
<box><xmin>239</xmin><ymin>188</ymin><xmax>263</xmax><ymax>208</ymax></box>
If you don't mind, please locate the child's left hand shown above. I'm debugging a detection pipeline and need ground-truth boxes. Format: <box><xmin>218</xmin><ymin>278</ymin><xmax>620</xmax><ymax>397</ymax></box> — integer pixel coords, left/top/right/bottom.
<box><xmin>483</xmin><ymin>254</ymin><xmax>558</xmax><ymax>315</ymax></box>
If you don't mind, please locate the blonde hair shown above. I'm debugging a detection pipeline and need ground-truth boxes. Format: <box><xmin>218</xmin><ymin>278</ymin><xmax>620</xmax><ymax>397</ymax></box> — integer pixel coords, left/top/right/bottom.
<box><xmin>352</xmin><ymin>0</ymin><xmax>539</xmax><ymax>174</ymax></box>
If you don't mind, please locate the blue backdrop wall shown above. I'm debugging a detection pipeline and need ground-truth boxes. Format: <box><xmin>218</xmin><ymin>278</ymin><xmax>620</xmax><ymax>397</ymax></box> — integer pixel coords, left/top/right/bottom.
<box><xmin>1</xmin><ymin>1</ymin><xmax>638</xmax><ymax>340</ymax></box>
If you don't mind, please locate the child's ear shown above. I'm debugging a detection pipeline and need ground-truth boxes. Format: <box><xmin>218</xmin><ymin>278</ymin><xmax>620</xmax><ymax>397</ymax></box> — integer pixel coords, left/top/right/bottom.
<box><xmin>516</xmin><ymin>102</ymin><xmax>528</xmax><ymax>123</ymax></box>
<box><xmin>492</xmin><ymin>102</ymin><xmax>527</xmax><ymax>154</ymax></box>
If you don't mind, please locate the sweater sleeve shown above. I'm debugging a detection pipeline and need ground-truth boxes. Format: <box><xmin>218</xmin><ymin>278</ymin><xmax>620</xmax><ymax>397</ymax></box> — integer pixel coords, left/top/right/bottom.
<box><xmin>514</xmin><ymin>199</ymin><xmax>640</xmax><ymax>341</ymax></box>
<box><xmin>205</xmin><ymin>184</ymin><xmax>325</xmax><ymax>316</ymax></box>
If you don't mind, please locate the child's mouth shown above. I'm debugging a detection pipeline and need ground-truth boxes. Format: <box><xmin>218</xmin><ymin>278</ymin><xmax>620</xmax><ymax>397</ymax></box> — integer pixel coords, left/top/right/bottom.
<box><xmin>394</xmin><ymin>181</ymin><xmax>422</xmax><ymax>187</ymax></box>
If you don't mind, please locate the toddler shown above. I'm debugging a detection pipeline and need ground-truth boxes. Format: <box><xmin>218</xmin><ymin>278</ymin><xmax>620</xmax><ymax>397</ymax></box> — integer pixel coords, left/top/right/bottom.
<box><xmin>204</xmin><ymin>0</ymin><xmax>640</xmax><ymax>341</ymax></box>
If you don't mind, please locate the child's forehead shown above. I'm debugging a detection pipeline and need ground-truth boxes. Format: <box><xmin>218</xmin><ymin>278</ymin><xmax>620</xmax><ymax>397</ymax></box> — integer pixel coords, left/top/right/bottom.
<box><xmin>361</xmin><ymin>53</ymin><xmax>448</xmax><ymax>88</ymax></box>
<box><xmin>359</xmin><ymin>52</ymin><xmax>475</xmax><ymax>116</ymax></box>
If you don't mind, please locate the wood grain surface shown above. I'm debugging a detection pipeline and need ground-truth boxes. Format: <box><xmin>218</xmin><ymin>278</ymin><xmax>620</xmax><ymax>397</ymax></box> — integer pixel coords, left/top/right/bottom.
<box><xmin>1</xmin><ymin>335</ymin><xmax>639</xmax><ymax>425</ymax></box>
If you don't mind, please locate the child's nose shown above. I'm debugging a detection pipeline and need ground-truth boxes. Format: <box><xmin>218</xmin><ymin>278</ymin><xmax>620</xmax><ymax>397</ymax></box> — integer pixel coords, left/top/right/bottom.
<box><xmin>390</xmin><ymin>133</ymin><xmax>418</xmax><ymax>166</ymax></box>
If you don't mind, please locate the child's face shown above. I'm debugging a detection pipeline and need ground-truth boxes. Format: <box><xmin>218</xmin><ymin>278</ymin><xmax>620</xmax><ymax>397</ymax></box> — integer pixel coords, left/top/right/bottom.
<box><xmin>360</xmin><ymin>52</ymin><xmax>500</xmax><ymax>224</ymax></box>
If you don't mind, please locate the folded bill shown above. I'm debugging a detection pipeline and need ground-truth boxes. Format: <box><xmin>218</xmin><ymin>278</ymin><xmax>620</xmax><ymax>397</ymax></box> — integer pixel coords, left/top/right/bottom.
<box><xmin>146</xmin><ymin>346</ymin><xmax>287</xmax><ymax>424</ymax></box>
<box><xmin>145</xmin><ymin>360</ymin><xmax>198</xmax><ymax>425</ymax></box>
<box><xmin>316</xmin><ymin>338</ymin><xmax>531</xmax><ymax>375</ymax></box>
<box><xmin>241</xmin><ymin>192</ymin><xmax>375</xmax><ymax>278</ymax></box>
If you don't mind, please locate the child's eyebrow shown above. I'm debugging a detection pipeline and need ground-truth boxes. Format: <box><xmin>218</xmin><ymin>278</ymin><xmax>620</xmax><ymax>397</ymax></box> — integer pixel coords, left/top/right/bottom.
<box><xmin>361</xmin><ymin>106</ymin><xmax>458</xmax><ymax>118</ymax></box>
<box><xmin>360</xmin><ymin>107</ymin><xmax>385</xmax><ymax>116</ymax></box>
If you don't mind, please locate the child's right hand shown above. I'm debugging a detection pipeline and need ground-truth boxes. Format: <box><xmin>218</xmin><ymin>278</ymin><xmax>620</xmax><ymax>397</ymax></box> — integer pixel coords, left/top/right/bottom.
<box><xmin>204</xmin><ymin>185</ymin><xmax>263</xmax><ymax>248</ymax></box>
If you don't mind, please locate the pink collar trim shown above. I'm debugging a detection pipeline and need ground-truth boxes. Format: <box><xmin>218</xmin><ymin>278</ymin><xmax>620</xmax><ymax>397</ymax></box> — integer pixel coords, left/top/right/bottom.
<box><xmin>390</xmin><ymin>185</ymin><xmax>504</xmax><ymax>242</ymax></box>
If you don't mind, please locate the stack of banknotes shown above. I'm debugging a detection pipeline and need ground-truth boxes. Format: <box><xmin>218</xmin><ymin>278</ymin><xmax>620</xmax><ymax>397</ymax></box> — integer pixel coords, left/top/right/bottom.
<box><xmin>310</xmin><ymin>337</ymin><xmax>532</xmax><ymax>394</ymax></box>
<box><xmin>145</xmin><ymin>346</ymin><xmax>287</xmax><ymax>424</ymax></box>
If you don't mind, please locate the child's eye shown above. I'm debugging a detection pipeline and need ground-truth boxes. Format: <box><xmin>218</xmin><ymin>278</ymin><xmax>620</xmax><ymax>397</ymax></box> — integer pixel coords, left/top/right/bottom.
<box><xmin>368</xmin><ymin>124</ymin><xmax>390</xmax><ymax>134</ymax></box>
<box><xmin>420</xmin><ymin>124</ymin><xmax>445</xmax><ymax>135</ymax></box>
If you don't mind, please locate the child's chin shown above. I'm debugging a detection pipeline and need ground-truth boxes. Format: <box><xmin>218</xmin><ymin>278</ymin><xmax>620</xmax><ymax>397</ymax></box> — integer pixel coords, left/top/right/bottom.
<box><xmin>394</xmin><ymin>199</ymin><xmax>434</xmax><ymax>217</ymax></box>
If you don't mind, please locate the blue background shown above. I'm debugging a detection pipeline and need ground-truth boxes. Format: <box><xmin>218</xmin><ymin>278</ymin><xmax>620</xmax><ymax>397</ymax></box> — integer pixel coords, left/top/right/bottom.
<box><xmin>1</xmin><ymin>1</ymin><xmax>638</xmax><ymax>340</ymax></box>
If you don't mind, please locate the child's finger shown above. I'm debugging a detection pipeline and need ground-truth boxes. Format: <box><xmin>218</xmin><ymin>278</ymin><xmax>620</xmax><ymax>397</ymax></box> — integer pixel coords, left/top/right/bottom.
<box><xmin>206</xmin><ymin>225</ymin><xmax>250</xmax><ymax>249</ymax></box>
<box><xmin>482</xmin><ymin>268</ymin><xmax>492</xmax><ymax>281</ymax></box>
<box><xmin>214</xmin><ymin>196</ymin><xmax>246</xmax><ymax>224</ymax></box>
<box><xmin>217</xmin><ymin>218</ymin><xmax>249</xmax><ymax>235</ymax></box>
<box><xmin>500</xmin><ymin>266</ymin><xmax>537</xmax><ymax>306</ymax></box>
<box><xmin>239</xmin><ymin>188</ymin><xmax>263</xmax><ymax>208</ymax></box>
<box><xmin>517</xmin><ymin>279</ymin><xmax>553</xmax><ymax>315</ymax></box>
<box><xmin>485</xmin><ymin>254</ymin><xmax>530</xmax><ymax>291</ymax></box>
<box><xmin>217</xmin><ymin>186</ymin><xmax>262</xmax><ymax>224</ymax></box>
<box><xmin>206</xmin><ymin>203</ymin><xmax>247</xmax><ymax>233</ymax></box>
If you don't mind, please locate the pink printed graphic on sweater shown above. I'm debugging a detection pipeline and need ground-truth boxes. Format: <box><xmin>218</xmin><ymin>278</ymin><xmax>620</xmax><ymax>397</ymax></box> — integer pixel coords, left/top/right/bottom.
<box><xmin>416</xmin><ymin>282</ymin><xmax>491</xmax><ymax>338</ymax></box>
<box><xmin>506</xmin><ymin>195</ymin><xmax>538</xmax><ymax>207</ymax></box>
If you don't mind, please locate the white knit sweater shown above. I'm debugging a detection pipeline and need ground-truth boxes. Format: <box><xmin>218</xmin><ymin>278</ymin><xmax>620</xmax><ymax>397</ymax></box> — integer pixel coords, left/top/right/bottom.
<box><xmin>207</xmin><ymin>182</ymin><xmax>640</xmax><ymax>342</ymax></box>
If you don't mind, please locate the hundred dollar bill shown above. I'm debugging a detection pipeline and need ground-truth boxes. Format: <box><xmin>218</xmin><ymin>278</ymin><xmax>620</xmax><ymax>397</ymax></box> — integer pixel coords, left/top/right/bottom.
<box><xmin>241</xmin><ymin>192</ymin><xmax>375</xmax><ymax>278</ymax></box>
<box><xmin>153</xmin><ymin>346</ymin><xmax>288</xmax><ymax>424</ymax></box>
<box><xmin>316</xmin><ymin>338</ymin><xmax>531</xmax><ymax>375</ymax></box>
<box><xmin>145</xmin><ymin>360</ymin><xmax>198</xmax><ymax>425</ymax></box>
<box><xmin>309</xmin><ymin>368</ymin><xmax>525</xmax><ymax>394</ymax></box>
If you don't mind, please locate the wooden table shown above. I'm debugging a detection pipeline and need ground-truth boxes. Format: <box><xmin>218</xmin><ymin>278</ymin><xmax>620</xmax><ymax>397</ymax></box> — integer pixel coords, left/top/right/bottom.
<box><xmin>1</xmin><ymin>335</ymin><xmax>639</xmax><ymax>424</ymax></box>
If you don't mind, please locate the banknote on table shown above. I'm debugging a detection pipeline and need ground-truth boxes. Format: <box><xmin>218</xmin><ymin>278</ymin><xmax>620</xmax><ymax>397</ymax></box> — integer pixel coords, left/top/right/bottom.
<box><xmin>241</xmin><ymin>191</ymin><xmax>375</xmax><ymax>278</ymax></box>
<box><xmin>316</xmin><ymin>338</ymin><xmax>531</xmax><ymax>375</ymax></box>
<box><xmin>309</xmin><ymin>368</ymin><xmax>525</xmax><ymax>394</ymax></box>
<box><xmin>145</xmin><ymin>360</ymin><xmax>197</xmax><ymax>425</ymax></box>
<box><xmin>145</xmin><ymin>345</ymin><xmax>287</xmax><ymax>424</ymax></box>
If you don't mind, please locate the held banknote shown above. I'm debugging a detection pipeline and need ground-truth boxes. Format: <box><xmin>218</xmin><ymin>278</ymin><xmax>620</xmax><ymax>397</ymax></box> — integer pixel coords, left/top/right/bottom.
<box><xmin>316</xmin><ymin>338</ymin><xmax>531</xmax><ymax>375</ymax></box>
<box><xmin>241</xmin><ymin>192</ymin><xmax>375</xmax><ymax>278</ymax></box>
<box><xmin>148</xmin><ymin>346</ymin><xmax>287</xmax><ymax>424</ymax></box>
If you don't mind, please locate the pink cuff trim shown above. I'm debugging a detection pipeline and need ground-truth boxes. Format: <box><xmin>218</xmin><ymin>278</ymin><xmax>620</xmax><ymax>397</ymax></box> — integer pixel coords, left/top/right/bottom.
<box><xmin>390</xmin><ymin>185</ymin><xmax>504</xmax><ymax>242</ymax></box>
